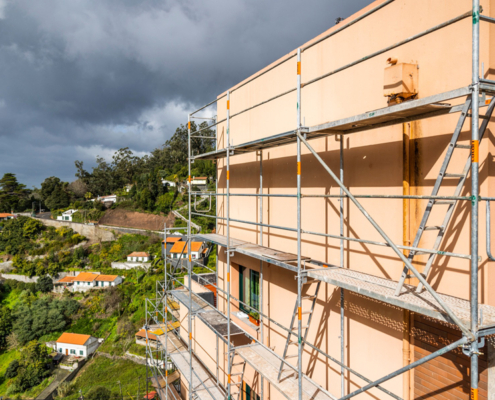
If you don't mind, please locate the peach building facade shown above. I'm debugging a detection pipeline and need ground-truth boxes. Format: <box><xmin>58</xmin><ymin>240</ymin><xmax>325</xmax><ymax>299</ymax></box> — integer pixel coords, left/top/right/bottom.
<box><xmin>154</xmin><ymin>1</ymin><xmax>495</xmax><ymax>400</ymax></box>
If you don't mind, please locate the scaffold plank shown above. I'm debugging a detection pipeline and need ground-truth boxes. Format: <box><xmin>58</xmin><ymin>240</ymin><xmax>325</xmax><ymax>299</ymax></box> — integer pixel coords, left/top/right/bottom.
<box><xmin>171</xmin><ymin>289</ymin><xmax>245</xmax><ymax>336</ymax></box>
<box><xmin>169</xmin><ymin>350</ymin><xmax>225</xmax><ymax>400</ymax></box>
<box><xmin>306</xmin><ymin>268</ymin><xmax>495</xmax><ymax>328</ymax></box>
<box><xmin>236</xmin><ymin>344</ymin><xmax>337</xmax><ymax>400</ymax></box>
<box><xmin>192</xmin><ymin>87</ymin><xmax>475</xmax><ymax>161</ymax></box>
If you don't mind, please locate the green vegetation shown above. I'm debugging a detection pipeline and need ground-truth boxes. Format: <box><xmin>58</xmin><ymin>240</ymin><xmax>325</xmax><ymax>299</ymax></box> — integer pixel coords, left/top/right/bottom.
<box><xmin>63</xmin><ymin>357</ymin><xmax>147</xmax><ymax>399</ymax></box>
<box><xmin>87</xmin><ymin>234</ymin><xmax>162</xmax><ymax>267</ymax></box>
<box><xmin>0</xmin><ymin>173</ymin><xmax>33</xmax><ymax>214</ymax></box>
<box><xmin>0</xmin><ymin>216</ymin><xmax>44</xmax><ymax>255</ymax></box>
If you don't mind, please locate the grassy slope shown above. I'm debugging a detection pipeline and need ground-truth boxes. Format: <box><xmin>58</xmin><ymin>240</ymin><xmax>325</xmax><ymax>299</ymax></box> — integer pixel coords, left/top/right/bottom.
<box><xmin>66</xmin><ymin>356</ymin><xmax>147</xmax><ymax>400</ymax></box>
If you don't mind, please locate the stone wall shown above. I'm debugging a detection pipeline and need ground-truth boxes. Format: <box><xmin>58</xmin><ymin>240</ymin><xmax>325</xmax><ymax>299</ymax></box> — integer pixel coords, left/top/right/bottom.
<box><xmin>34</xmin><ymin>218</ymin><xmax>115</xmax><ymax>242</ymax></box>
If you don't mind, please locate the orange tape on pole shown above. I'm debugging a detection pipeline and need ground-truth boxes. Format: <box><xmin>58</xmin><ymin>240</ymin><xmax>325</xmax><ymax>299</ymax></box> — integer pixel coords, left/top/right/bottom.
<box><xmin>165</xmin><ymin>307</ymin><xmax>168</xmax><ymax>313</ymax></box>
<box><xmin>471</xmin><ymin>388</ymin><xmax>478</xmax><ymax>400</ymax></box>
<box><xmin>298</xmin><ymin>307</ymin><xmax>302</xmax><ymax>320</ymax></box>
<box><xmin>188</xmin><ymin>121</ymin><xmax>191</xmax><ymax>129</ymax></box>
<box><xmin>228</xmin><ymin>374</ymin><xmax>231</xmax><ymax>384</ymax></box>
<box><xmin>297</xmin><ymin>61</ymin><xmax>301</xmax><ymax>75</ymax></box>
<box><xmin>226</xmin><ymin>170</ymin><xmax>230</xmax><ymax>180</ymax></box>
<box><xmin>297</xmin><ymin>162</ymin><xmax>301</xmax><ymax>175</ymax></box>
<box><xmin>472</xmin><ymin>140</ymin><xmax>479</xmax><ymax>163</ymax></box>
<box><xmin>227</xmin><ymin>272</ymin><xmax>230</xmax><ymax>282</ymax></box>
<box><xmin>227</xmin><ymin>100</ymin><xmax>230</xmax><ymax>110</ymax></box>
<box><xmin>189</xmin><ymin>333</ymin><xmax>192</xmax><ymax>340</ymax></box>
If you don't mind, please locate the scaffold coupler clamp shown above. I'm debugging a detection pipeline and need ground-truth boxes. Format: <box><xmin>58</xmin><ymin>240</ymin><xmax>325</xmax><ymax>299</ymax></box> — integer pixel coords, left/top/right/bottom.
<box><xmin>461</xmin><ymin>336</ymin><xmax>485</xmax><ymax>357</ymax></box>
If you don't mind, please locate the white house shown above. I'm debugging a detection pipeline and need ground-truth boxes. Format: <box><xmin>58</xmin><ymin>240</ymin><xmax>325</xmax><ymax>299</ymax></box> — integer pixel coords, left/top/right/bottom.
<box><xmin>95</xmin><ymin>274</ymin><xmax>123</xmax><ymax>287</ymax></box>
<box><xmin>161</xmin><ymin>179</ymin><xmax>176</xmax><ymax>188</ymax></box>
<box><xmin>97</xmin><ymin>194</ymin><xmax>118</xmax><ymax>204</ymax></box>
<box><xmin>127</xmin><ymin>252</ymin><xmax>151</xmax><ymax>262</ymax></box>
<box><xmin>56</xmin><ymin>332</ymin><xmax>99</xmax><ymax>358</ymax></box>
<box><xmin>169</xmin><ymin>241</ymin><xmax>205</xmax><ymax>260</ymax></box>
<box><xmin>57</xmin><ymin>209</ymin><xmax>78</xmax><ymax>222</ymax></box>
<box><xmin>0</xmin><ymin>213</ymin><xmax>14</xmax><ymax>221</ymax></box>
<box><xmin>70</xmin><ymin>272</ymin><xmax>122</xmax><ymax>292</ymax></box>
<box><xmin>188</xmin><ymin>176</ymin><xmax>208</xmax><ymax>189</ymax></box>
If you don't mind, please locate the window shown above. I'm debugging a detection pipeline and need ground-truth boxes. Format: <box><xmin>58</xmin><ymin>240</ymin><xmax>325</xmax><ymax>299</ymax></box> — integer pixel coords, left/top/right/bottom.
<box><xmin>79</xmin><ymin>350</ymin><xmax>83</xmax><ymax>355</ymax></box>
<box><xmin>88</xmin><ymin>282</ymin><xmax>90</xmax><ymax>286</ymax></box>
<box><xmin>59</xmin><ymin>348</ymin><xmax>62</xmax><ymax>353</ymax></box>
<box><xmin>242</xmin><ymin>382</ymin><xmax>260</xmax><ymax>400</ymax></box>
<box><xmin>239</xmin><ymin>267</ymin><xmax>260</xmax><ymax>313</ymax></box>
<box><xmin>70</xmin><ymin>349</ymin><xmax>76</xmax><ymax>355</ymax></box>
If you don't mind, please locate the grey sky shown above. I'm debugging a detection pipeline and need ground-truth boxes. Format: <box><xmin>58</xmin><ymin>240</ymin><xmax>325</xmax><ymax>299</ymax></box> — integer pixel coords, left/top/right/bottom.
<box><xmin>0</xmin><ymin>0</ymin><xmax>371</xmax><ymax>188</ymax></box>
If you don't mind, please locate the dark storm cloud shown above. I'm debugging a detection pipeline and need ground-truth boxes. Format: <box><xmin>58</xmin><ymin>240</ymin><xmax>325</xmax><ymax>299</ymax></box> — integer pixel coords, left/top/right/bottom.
<box><xmin>0</xmin><ymin>0</ymin><xmax>372</xmax><ymax>188</ymax></box>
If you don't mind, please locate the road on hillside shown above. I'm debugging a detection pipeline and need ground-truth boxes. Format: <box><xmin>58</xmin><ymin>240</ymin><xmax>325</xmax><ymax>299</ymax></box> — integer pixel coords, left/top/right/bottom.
<box><xmin>36</xmin><ymin>212</ymin><xmax>53</xmax><ymax>220</ymax></box>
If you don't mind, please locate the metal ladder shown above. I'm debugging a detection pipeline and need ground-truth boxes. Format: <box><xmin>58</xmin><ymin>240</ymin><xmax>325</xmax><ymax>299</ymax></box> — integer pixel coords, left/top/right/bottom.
<box><xmin>228</xmin><ymin>351</ymin><xmax>246</xmax><ymax>400</ymax></box>
<box><xmin>277</xmin><ymin>279</ymin><xmax>321</xmax><ymax>381</ymax></box>
<box><xmin>395</xmin><ymin>96</ymin><xmax>495</xmax><ymax>295</ymax></box>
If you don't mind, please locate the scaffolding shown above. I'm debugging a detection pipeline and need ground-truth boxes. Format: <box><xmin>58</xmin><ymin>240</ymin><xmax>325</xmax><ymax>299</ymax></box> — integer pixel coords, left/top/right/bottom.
<box><xmin>145</xmin><ymin>1</ymin><xmax>495</xmax><ymax>399</ymax></box>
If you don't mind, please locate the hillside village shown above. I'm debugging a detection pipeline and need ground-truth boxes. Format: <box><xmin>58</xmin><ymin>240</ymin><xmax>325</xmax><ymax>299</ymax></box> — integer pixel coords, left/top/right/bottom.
<box><xmin>0</xmin><ymin>119</ymin><xmax>217</xmax><ymax>399</ymax></box>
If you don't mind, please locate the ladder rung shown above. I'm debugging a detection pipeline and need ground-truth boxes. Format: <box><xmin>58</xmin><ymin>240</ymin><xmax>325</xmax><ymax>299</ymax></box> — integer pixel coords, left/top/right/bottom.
<box><xmin>413</xmin><ymin>251</ymin><xmax>430</xmax><ymax>255</ymax></box>
<box><xmin>230</xmin><ymin>372</ymin><xmax>243</xmax><ymax>376</ymax></box>
<box><xmin>302</xmin><ymin>295</ymin><xmax>316</xmax><ymax>299</ymax></box>
<box><xmin>423</xmin><ymin>226</ymin><xmax>444</xmax><ymax>231</ymax></box>
<box><xmin>285</xmin><ymin>354</ymin><xmax>299</xmax><ymax>359</ymax></box>
<box><xmin>230</xmin><ymin>382</ymin><xmax>242</xmax><ymax>386</ymax></box>
<box><xmin>435</xmin><ymin>200</ymin><xmax>455</xmax><ymax>205</ymax></box>
<box><xmin>444</xmin><ymin>173</ymin><xmax>464</xmax><ymax>178</ymax></box>
<box><xmin>301</xmin><ymin>311</ymin><xmax>312</xmax><ymax>315</ymax></box>
<box><xmin>232</xmin><ymin>362</ymin><xmax>244</xmax><ymax>366</ymax></box>
<box><xmin>292</xmin><ymin>325</ymin><xmax>309</xmax><ymax>330</ymax></box>
<box><xmin>455</xmin><ymin>144</ymin><xmax>471</xmax><ymax>149</ymax></box>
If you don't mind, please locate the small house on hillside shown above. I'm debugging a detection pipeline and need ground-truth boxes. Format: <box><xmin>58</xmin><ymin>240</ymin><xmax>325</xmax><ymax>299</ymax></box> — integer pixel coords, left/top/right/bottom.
<box><xmin>135</xmin><ymin>328</ymin><xmax>159</xmax><ymax>348</ymax></box>
<box><xmin>0</xmin><ymin>213</ymin><xmax>14</xmax><ymax>221</ymax></box>
<box><xmin>57</xmin><ymin>209</ymin><xmax>77</xmax><ymax>222</ymax></box>
<box><xmin>54</xmin><ymin>276</ymin><xmax>76</xmax><ymax>293</ymax></box>
<box><xmin>188</xmin><ymin>176</ymin><xmax>208</xmax><ymax>190</ymax></box>
<box><xmin>95</xmin><ymin>274</ymin><xmax>122</xmax><ymax>287</ymax></box>
<box><xmin>71</xmin><ymin>272</ymin><xmax>122</xmax><ymax>292</ymax></box>
<box><xmin>161</xmin><ymin>179</ymin><xmax>176</xmax><ymax>188</ymax></box>
<box><xmin>169</xmin><ymin>241</ymin><xmax>205</xmax><ymax>260</ymax></box>
<box><xmin>56</xmin><ymin>332</ymin><xmax>99</xmax><ymax>357</ymax></box>
<box><xmin>162</xmin><ymin>236</ymin><xmax>183</xmax><ymax>255</ymax></box>
<box><xmin>127</xmin><ymin>252</ymin><xmax>151</xmax><ymax>262</ymax></box>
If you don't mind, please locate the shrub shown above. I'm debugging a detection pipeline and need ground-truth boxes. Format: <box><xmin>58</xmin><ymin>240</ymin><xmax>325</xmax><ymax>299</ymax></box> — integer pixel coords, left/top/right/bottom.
<box><xmin>5</xmin><ymin>359</ymin><xmax>20</xmax><ymax>379</ymax></box>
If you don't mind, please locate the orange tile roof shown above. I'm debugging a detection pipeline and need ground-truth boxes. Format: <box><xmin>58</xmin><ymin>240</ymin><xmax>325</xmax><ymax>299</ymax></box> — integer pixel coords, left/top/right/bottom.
<box><xmin>75</xmin><ymin>272</ymin><xmax>98</xmax><ymax>282</ymax></box>
<box><xmin>96</xmin><ymin>275</ymin><xmax>118</xmax><ymax>282</ymax></box>
<box><xmin>57</xmin><ymin>332</ymin><xmax>91</xmax><ymax>345</ymax></box>
<box><xmin>192</xmin><ymin>177</ymin><xmax>207</xmax><ymax>180</ymax></box>
<box><xmin>169</xmin><ymin>242</ymin><xmax>203</xmax><ymax>253</ymax></box>
<box><xmin>58</xmin><ymin>276</ymin><xmax>76</xmax><ymax>283</ymax></box>
<box><xmin>128</xmin><ymin>252</ymin><xmax>150</xmax><ymax>257</ymax></box>
<box><xmin>162</xmin><ymin>237</ymin><xmax>182</xmax><ymax>243</ymax></box>
<box><xmin>0</xmin><ymin>213</ymin><xmax>14</xmax><ymax>218</ymax></box>
<box><xmin>135</xmin><ymin>329</ymin><xmax>157</xmax><ymax>341</ymax></box>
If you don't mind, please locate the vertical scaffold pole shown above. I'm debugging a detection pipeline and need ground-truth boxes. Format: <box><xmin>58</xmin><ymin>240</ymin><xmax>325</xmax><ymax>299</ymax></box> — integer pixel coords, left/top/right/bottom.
<box><xmin>164</xmin><ymin>226</ymin><xmax>168</xmax><ymax>400</ymax></box>
<box><xmin>259</xmin><ymin>150</ymin><xmax>264</xmax><ymax>400</ymax></box>
<box><xmin>471</xmin><ymin>0</ymin><xmax>480</xmax><ymax>398</ymax></box>
<box><xmin>145</xmin><ymin>301</ymin><xmax>149</xmax><ymax>398</ymax></box>
<box><xmin>226</xmin><ymin>91</ymin><xmax>232</xmax><ymax>400</ymax></box>
<box><xmin>296</xmin><ymin>47</ymin><xmax>303</xmax><ymax>400</ymax></box>
<box><xmin>187</xmin><ymin>115</ymin><xmax>193</xmax><ymax>400</ymax></box>
<box><xmin>340</xmin><ymin>135</ymin><xmax>345</xmax><ymax>397</ymax></box>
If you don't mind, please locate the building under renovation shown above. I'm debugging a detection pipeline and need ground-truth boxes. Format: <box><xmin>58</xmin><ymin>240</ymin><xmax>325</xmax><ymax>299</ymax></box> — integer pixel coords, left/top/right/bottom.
<box><xmin>144</xmin><ymin>0</ymin><xmax>495</xmax><ymax>399</ymax></box>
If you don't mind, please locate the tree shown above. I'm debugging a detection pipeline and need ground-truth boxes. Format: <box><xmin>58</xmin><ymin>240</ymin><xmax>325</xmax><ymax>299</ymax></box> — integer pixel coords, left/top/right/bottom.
<box><xmin>41</xmin><ymin>177</ymin><xmax>70</xmax><ymax>210</ymax></box>
<box><xmin>0</xmin><ymin>173</ymin><xmax>31</xmax><ymax>213</ymax></box>
<box><xmin>36</xmin><ymin>276</ymin><xmax>53</xmax><ymax>293</ymax></box>
<box><xmin>10</xmin><ymin>341</ymin><xmax>51</xmax><ymax>393</ymax></box>
<box><xmin>68</xmin><ymin>179</ymin><xmax>88</xmax><ymax>198</ymax></box>
<box><xmin>5</xmin><ymin>359</ymin><xmax>19</xmax><ymax>379</ymax></box>
<box><xmin>0</xmin><ymin>306</ymin><xmax>13</xmax><ymax>349</ymax></box>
